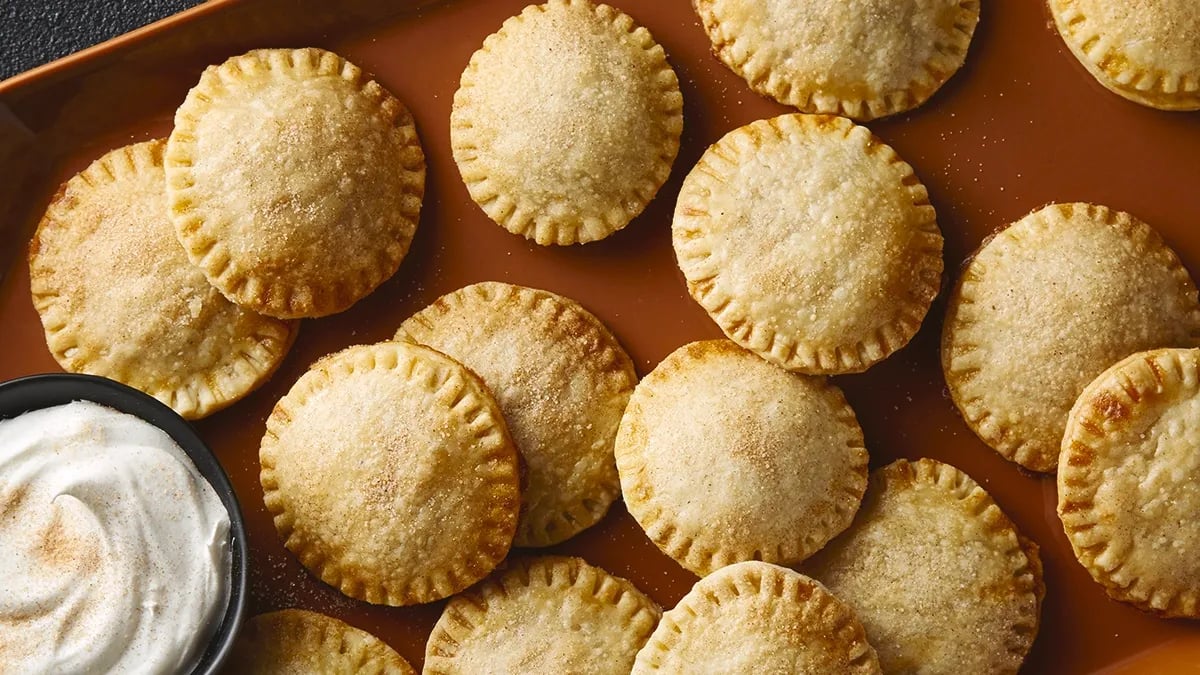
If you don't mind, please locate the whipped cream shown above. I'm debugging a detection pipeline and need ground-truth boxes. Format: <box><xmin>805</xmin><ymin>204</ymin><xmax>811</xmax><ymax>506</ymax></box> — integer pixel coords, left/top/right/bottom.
<box><xmin>0</xmin><ymin>401</ymin><xmax>230</xmax><ymax>674</ymax></box>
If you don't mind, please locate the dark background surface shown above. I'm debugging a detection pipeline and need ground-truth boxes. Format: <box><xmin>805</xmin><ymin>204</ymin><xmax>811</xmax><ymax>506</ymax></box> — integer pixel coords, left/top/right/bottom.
<box><xmin>1</xmin><ymin>0</ymin><xmax>202</xmax><ymax>80</ymax></box>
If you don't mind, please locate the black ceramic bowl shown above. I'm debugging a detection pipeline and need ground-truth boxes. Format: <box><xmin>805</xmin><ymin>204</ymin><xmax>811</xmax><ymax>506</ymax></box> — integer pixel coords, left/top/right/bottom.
<box><xmin>0</xmin><ymin>373</ymin><xmax>248</xmax><ymax>674</ymax></box>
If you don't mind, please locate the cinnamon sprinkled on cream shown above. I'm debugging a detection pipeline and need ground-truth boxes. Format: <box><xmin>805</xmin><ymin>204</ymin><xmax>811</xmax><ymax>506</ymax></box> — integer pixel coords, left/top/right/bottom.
<box><xmin>0</xmin><ymin>401</ymin><xmax>230</xmax><ymax>673</ymax></box>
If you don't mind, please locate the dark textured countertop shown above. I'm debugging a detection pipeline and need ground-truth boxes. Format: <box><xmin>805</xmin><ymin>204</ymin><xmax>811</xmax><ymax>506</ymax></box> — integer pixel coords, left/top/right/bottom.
<box><xmin>1</xmin><ymin>0</ymin><xmax>203</xmax><ymax>80</ymax></box>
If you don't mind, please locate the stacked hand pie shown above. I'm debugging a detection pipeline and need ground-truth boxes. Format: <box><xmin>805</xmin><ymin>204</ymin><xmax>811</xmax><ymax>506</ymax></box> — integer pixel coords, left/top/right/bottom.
<box><xmin>30</xmin><ymin>47</ymin><xmax>427</xmax><ymax>420</ymax></box>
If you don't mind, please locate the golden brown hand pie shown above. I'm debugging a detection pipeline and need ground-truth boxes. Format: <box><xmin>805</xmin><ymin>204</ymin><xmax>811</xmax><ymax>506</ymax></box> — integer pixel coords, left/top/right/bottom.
<box><xmin>225</xmin><ymin>609</ymin><xmax>414</xmax><ymax>674</ymax></box>
<box><xmin>1050</xmin><ymin>0</ymin><xmax>1200</xmax><ymax>110</ymax></box>
<box><xmin>674</xmin><ymin>113</ymin><xmax>943</xmax><ymax>374</ymax></box>
<box><xmin>167</xmin><ymin>47</ymin><xmax>426</xmax><ymax>318</ymax></box>
<box><xmin>695</xmin><ymin>0</ymin><xmax>980</xmax><ymax>120</ymax></box>
<box><xmin>425</xmin><ymin>556</ymin><xmax>660</xmax><ymax>674</ymax></box>
<box><xmin>259</xmin><ymin>342</ymin><xmax>520</xmax><ymax>606</ymax></box>
<box><xmin>1060</xmin><ymin>348</ymin><xmax>1200</xmax><ymax>618</ymax></box>
<box><xmin>616</xmin><ymin>340</ymin><xmax>868</xmax><ymax>576</ymax></box>
<box><xmin>451</xmin><ymin>0</ymin><xmax>682</xmax><ymax>244</ymax></box>
<box><xmin>633</xmin><ymin>561</ymin><xmax>881</xmax><ymax>674</ymax></box>
<box><xmin>805</xmin><ymin>459</ymin><xmax>1044</xmax><ymax>675</ymax></box>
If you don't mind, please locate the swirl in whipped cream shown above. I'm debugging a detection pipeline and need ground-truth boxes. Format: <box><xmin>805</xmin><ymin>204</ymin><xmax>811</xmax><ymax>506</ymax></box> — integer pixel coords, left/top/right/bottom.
<box><xmin>0</xmin><ymin>401</ymin><xmax>230</xmax><ymax>673</ymax></box>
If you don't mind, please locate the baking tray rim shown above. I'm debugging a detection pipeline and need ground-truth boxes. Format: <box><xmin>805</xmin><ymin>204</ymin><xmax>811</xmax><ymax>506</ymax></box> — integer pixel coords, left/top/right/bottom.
<box><xmin>0</xmin><ymin>0</ymin><xmax>245</xmax><ymax>96</ymax></box>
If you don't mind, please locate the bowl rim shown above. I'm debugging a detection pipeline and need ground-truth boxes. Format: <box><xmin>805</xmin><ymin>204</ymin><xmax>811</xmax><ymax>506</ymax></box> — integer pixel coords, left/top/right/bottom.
<box><xmin>0</xmin><ymin>372</ymin><xmax>248</xmax><ymax>674</ymax></box>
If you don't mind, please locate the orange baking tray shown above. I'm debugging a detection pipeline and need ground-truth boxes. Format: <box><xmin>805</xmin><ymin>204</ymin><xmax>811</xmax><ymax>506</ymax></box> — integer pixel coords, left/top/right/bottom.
<box><xmin>2</xmin><ymin>1</ymin><xmax>1199</xmax><ymax>672</ymax></box>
